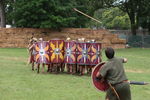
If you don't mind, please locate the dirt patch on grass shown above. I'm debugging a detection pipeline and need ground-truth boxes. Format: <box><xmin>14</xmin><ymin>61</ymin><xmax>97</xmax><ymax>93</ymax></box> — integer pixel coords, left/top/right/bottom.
<box><xmin>125</xmin><ymin>69</ymin><xmax>145</xmax><ymax>73</ymax></box>
<box><xmin>0</xmin><ymin>56</ymin><xmax>26</xmax><ymax>62</ymax></box>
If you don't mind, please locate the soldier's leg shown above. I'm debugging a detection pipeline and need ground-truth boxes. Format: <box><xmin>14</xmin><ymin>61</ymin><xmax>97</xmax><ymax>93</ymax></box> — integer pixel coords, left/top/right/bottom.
<box><xmin>51</xmin><ymin>63</ymin><xmax>54</xmax><ymax>72</ymax></box>
<box><xmin>47</xmin><ymin>64</ymin><xmax>51</xmax><ymax>72</ymax></box>
<box><xmin>60</xmin><ymin>63</ymin><xmax>65</xmax><ymax>72</ymax></box>
<box><xmin>86</xmin><ymin>65</ymin><xmax>91</xmax><ymax>74</ymax></box>
<box><xmin>105</xmin><ymin>88</ymin><xmax>117</xmax><ymax>100</ymax></box>
<box><xmin>70</xmin><ymin>64</ymin><xmax>73</xmax><ymax>74</ymax></box>
<box><xmin>42</xmin><ymin>63</ymin><xmax>45</xmax><ymax>73</ymax></box>
<box><xmin>54</xmin><ymin>63</ymin><xmax>57</xmax><ymax>72</ymax></box>
<box><xmin>79</xmin><ymin>65</ymin><xmax>84</xmax><ymax>75</ymax></box>
<box><xmin>57</xmin><ymin>64</ymin><xmax>60</xmax><ymax>72</ymax></box>
<box><xmin>89</xmin><ymin>65</ymin><xmax>93</xmax><ymax>75</ymax></box>
<box><xmin>115</xmin><ymin>82</ymin><xmax>131</xmax><ymax>100</ymax></box>
<box><xmin>72</xmin><ymin>64</ymin><xmax>76</xmax><ymax>74</ymax></box>
<box><xmin>47</xmin><ymin>64</ymin><xmax>49</xmax><ymax>72</ymax></box>
<box><xmin>66</xmin><ymin>64</ymin><xmax>69</xmax><ymax>73</ymax></box>
<box><xmin>32</xmin><ymin>62</ymin><xmax>34</xmax><ymax>71</ymax></box>
<box><xmin>54</xmin><ymin>64</ymin><xmax>59</xmax><ymax>74</ymax></box>
<box><xmin>82</xmin><ymin>65</ymin><xmax>85</xmax><ymax>75</ymax></box>
<box><xmin>37</xmin><ymin>64</ymin><xmax>40</xmax><ymax>73</ymax></box>
<box><xmin>49</xmin><ymin>63</ymin><xmax>52</xmax><ymax>72</ymax></box>
<box><xmin>79</xmin><ymin>65</ymin><xmax>82</xmax><ymax>75</ymax></box>
<box><xmin>27</xmin><ymin>55</ymin><xmax>31</xmax><ymax>65</ymax></box>
<box><xmin>76</xmin><ymin>64</ymin><xmax>80</xmax><ymax>74</ymax></box>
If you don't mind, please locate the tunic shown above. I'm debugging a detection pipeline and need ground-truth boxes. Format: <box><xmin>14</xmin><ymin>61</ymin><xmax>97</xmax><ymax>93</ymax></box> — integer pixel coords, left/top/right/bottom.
<box><xmin>99</xmin><ymin>57</ymin><xmax>131</xmax><ymax>100</ymax></box>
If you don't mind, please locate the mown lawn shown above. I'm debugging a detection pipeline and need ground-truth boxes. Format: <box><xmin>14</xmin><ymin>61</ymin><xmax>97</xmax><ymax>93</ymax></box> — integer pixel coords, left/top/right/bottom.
<box><xmin>0</xmin><ymin>48</ymin><xmax>150</xmax><ymax>100</ymax></box>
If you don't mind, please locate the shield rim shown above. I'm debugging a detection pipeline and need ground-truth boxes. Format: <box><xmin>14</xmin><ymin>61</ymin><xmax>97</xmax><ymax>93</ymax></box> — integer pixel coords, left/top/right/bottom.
<box><xmin>91</xmin><ymin>62</ymin><xmax>109</xmax><ymax>92</ymax></box>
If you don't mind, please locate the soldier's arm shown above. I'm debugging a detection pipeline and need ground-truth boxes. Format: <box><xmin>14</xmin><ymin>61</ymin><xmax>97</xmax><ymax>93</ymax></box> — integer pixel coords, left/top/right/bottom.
<box><xmin>29</xmin><ymin>44</ymin><xmax>34</xmax><ymax>50</ymax></box>
<box><xmin>95</xmin><ymin>63</ymin><xmax>110</xmax><ymax>82</ymax></box>
<box><xmin>27</xmin><ymin>44</ymin><xmax>30</xmax><ymax>49</ymax></box>
<box><xmin>96</xmin><ymin>72</ymin><xmax>103</xmax><ymax>80</ymax></box>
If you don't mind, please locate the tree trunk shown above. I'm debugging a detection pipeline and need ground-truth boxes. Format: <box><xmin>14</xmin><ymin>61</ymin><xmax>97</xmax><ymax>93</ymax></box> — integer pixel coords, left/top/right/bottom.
<box><xmin>148</xmin><ymin>25</ymin><xmax>150</xmax><ymax>35</ymax></box>
<box><xmin>0</xmin><ymin>0</ymin><xmax>6</xmax><ymax>28</ymax></box>
<box><xmin>148</xmin><ymin>19</ymin><xmax>150</xmax><ymax>34</ymax></box>
<box><xmin>129</xmin><ymin>12</ymin><xmax>137</xmax><ymax>35</ymax></box>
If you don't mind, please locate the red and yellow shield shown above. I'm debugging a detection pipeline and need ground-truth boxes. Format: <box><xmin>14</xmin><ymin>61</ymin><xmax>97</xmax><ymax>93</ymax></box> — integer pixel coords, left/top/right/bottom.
<box><xmin>34</xmin><ymin>41</ymin><xmax>50</xmax><ymax>64</ymax></box>
<box><xmin>49</xmin><ymin>39</ymin><xmax>64</xmax><ymax>63</ymax></box>
<box><xmin>64</xmin><ymin>41</ymin><xmax>77</xmax><ymax>64</ymax></box>
<box><xmin>76</xmin><ymin>42</ymin><xmax>91</xmax><ymax>65</ymax></box>
<box><xmin>90</xmin><ymin>43</ymin><xmax>102</xmax><ymax>65</ymax></box>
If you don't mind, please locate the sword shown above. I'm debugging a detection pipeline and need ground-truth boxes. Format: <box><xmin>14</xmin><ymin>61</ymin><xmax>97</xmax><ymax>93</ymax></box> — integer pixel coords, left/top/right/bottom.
<box><xmin>128</xmin><ymin>81</ymin><xmax>150</xmax><ymax>85</ymax></box>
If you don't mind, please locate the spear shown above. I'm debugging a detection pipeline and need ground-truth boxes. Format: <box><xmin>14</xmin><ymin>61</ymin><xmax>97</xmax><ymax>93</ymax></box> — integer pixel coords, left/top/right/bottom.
<box><xmin>73</xmin><ymin>8</ymin><xmax>102</xmax><ymax>24</ymax></box>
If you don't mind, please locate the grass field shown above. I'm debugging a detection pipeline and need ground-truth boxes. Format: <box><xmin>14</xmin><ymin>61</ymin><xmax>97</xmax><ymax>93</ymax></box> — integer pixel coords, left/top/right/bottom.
<box><xmin>0</xmin><ymin>48</ymin><xmax>150</xmax><ymax>100</ymax></box>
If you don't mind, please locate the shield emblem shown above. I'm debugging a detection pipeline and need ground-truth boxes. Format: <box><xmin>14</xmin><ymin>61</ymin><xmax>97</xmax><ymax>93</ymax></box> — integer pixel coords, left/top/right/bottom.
<box><xmin>91</xmin><ymin>62</ymin><xmax>109</xmax><ymax>92</ymax></box>
<box><xmin>90</xmin><ymin>43</ymin><xmax>102</xmax><ymax>65</ymax></box>
<box><xmin>64</xmin><ymin>41</ymin><xmax>77</xmax><ymax>64</ymax></box>
<box><xmin>34</xmin><ymin>41</ymin><xmax>50</xmax><ymax>64</ymax></box>
<box><xmin>49</xmin><ymin>39</ymin><xmax>64</xmax><ymax>63</ymax></box>
<box><xmin>76</xmin><ymin>42</ymin><xmax>91</xmax><ymax>65</ymax></box>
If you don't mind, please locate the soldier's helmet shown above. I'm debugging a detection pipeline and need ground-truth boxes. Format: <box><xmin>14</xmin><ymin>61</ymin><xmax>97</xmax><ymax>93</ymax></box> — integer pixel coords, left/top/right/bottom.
<box><xmin>91</xmin><ymin>39</ymin><xmax>96</xmax><ymax>43</ymax></box>
<box><xmin>81</xmin><ymin>38</ymin><xmax>85</xmax><ymax>41</ymax></box>
<box><xmin>32</xmin><ymin>38</ymin><xmax>37</xmax><ymax>43</ymax></box>
<box><xmin>39</xmin><ymin>38</ymin><xmax>43</xmax><ymax>41</ymax></box>
<box><xmin>66</xmin><ymin>37</ymin><xmax>71</xmax><ymax>41</ymax></box>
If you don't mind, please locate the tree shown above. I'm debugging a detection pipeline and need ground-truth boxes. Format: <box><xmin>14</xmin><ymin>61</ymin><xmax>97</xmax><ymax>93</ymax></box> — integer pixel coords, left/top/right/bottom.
<box><xmin>6</xmin><ymin>0</ymin><xmax>90</xmax><ymax>29</ymax></box>
<box><xmin>87</xmin><ymin>7</ymin><xmax>130</xmax><ymax>29</ymax></box>
<box><xmin>138</xmin><ymin>0</ymin><xmax>150</xmax><ymax>33</ymax></box>
<box><xmin>89</xmin><ymin>0</ymin><xmax>150</xmax><ymax>35</ymax></box>
<box><xmin>0</xmin><ymin>0</ymin><xmax>6</xmax><ymax>27</ymax></box>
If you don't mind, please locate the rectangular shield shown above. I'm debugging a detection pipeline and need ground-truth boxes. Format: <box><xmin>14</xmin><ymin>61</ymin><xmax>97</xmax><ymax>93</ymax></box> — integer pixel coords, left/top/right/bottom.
<box><xmin>89</xmin><ymin>43</ymin><xmax>102</xmax><ymax>65</ymax></box>
<box><xmin>49</xmin><ymin>39</ymin><xmax>64</xmax><ymax>63</ymax></box>
<box><xmin>64</xmin><ymin>41</ymin><xmax>77</xmax><ymax>64</ymax></box>
<box><xmin>34</xmin><ymin>41</ymin><xmax>50</xmax><ymax>64</ymax></box>
<box><xmin>76</xmin><ymin>42</ymin><xmax>91</xmax><ymax>65</ymax></box>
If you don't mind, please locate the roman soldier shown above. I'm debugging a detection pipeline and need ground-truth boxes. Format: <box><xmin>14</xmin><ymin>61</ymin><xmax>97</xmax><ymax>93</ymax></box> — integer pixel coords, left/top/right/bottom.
<box><xmin>28</xmin><ymin>37</ymin><xmax>37</xmax><ymax>70</ymax></box>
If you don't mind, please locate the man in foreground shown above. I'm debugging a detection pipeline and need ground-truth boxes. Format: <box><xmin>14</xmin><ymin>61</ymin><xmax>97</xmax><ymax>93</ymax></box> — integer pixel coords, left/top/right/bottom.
<box><xmin>96</xmin><ymin>47</ymin><xmax>131</xmax><ymax>100</ymax></box>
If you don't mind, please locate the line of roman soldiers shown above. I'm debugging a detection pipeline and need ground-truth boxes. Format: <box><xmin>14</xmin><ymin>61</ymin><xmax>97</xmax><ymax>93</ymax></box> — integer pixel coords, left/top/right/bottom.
<box><xmin>27</xmin><ymin>37</ymin><xmax>102</xmax><ymax>76</ymax></box>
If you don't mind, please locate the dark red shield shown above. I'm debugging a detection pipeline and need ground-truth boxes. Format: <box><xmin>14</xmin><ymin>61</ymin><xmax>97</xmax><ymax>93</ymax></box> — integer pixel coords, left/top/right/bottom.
<box><xmin>34</xmin><ymin>41</ymin><xmax>50</xmax><ymax>64</ymax></box>
<box><xmin>90</xmin><ymin>43</ymin><xmax>102</xmax><ymax>65</ymax></box>
<box><xmin>49</xmin><ymin>39</ymin><xmax>64</xmax><ymax>63</ymax></box>
<box><xmin>91</xmin><ymin>62</ymin><xmax>109</xmax><ymax>92</ymax></box>
<box><xmin>76</xmin><ymin>42</ymin><xmax>91</xmax><ymax>65</ymax></box>
<box><xmin>64</xmin><ymin>41</ymin><xmax>77</xmax><ymax>64</ymax></box>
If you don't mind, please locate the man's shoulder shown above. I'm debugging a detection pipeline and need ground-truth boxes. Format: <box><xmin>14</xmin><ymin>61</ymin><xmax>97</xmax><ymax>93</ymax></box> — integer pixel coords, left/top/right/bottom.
<box><xmin>104</xmin><ymin>61</ymin><xmax>112</xmax><ymax>67</ymax></box>
<box><xmin>112</xmin><ymin>57</ymin><xmax>123</xmax><ymax>62</ymax></box>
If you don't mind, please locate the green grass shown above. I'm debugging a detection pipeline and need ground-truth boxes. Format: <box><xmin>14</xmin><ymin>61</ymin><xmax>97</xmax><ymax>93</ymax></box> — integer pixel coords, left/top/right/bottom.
<box><xmin>0</xmin><ymin>48</ymin><xmax>150</xmax><ymax>100</ymax></box>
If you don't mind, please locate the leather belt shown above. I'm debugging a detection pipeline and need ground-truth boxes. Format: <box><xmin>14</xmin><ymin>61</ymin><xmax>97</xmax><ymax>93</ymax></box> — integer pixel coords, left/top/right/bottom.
<box><xmin>112</xmin><ymin>80</ymin><xmax>128</xmax><ymax>86</ymax></box>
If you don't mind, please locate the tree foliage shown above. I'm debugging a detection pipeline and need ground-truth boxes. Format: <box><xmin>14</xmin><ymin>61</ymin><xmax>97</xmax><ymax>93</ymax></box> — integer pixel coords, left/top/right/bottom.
<box><xmin>6</xmin><ymin>0</ymin><xmax>90</xmax><ymax>28</ymax></box>
<box><xmin>87</xmin><ymin>7</ymin><xmax>130</xmax><ymax>29</ymax></box>
<box><xmin>89</xmin><ymin>0</ymin><xmax>150</xmax><ymax>35</ymax></box>
<box><xmin>3</xmin><ymin>0</ymin><xmax>150</xmax><ymax>32</ymax></box>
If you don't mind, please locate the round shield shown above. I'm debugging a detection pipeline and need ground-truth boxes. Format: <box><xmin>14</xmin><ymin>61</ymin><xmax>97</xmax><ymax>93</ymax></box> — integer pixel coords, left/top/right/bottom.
<box><xmin>91</xmin><ymin>62</ymin><xmax>109</xmax><ymax>92</ymax></box>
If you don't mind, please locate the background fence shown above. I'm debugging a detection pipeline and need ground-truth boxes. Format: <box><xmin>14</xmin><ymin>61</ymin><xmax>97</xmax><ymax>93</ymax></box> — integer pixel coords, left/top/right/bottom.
<box><xmin>110</xmin><ymin>29</ymin><xmax>150</xmax><ymax>48</ymax></box>
<box><xmin>127</xmin><ymin>35</ymin><xmax>150</xmax><ymax>48</ymax></box>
